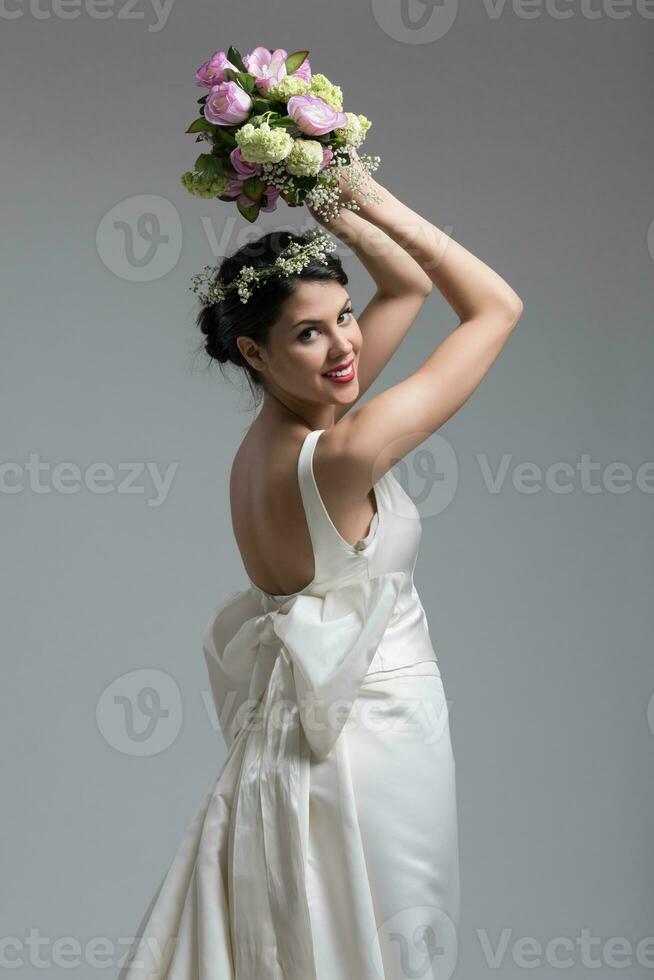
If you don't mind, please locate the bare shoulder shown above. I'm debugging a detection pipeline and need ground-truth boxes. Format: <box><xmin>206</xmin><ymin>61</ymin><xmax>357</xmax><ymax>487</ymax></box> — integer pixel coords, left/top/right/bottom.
<box><xmin>312</xmin><ymin>422</ymin><xmax>381</xmax><ymax>505</ymax></box>
<box><xmin>230</xmin><ymin>423</ymin><xmax>307</xmax><ymax>499</ymax></box>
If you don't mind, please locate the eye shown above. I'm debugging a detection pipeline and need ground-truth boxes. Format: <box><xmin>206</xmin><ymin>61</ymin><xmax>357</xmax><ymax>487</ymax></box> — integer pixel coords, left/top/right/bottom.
<box><xmin>297</xmin><ymin>326</ymin><xmax>320</xmax><ymax>343</ymax></box>
<box><xmin>297</xmin><ymin>308</ymin><xmax>354</xmax><ymax>343</ymax></box>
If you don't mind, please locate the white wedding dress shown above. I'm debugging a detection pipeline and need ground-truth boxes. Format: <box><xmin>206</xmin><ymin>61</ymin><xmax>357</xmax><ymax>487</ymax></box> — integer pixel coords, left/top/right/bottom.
<box><xmin>118</xmin><ymin>428</ymin><xmax>460</xmax><ymax>980</ymax></box>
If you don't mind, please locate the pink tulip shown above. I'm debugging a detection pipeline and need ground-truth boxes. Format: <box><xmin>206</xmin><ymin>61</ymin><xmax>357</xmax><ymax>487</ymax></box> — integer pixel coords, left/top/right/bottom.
<box><xmin>243</xmin><ymin>46</ymin><xmax>311</xmax><ymax>94</ymax></box>
<box><xmin>222</xmin><ymin>176</ymin><xmax>246</xmax><ymax>199</ymax></box>
<box><xmin>195</xmin><ymin>50</ymin><xmax>237</xmax><ymax>89</ymax></box>
<box><xmin>261</xmin><ymin>185</ymin><xmax>282</xmax><ymax>212</ymax></box>
<box><xmin>319</xmin><ymin>146</ymin><xmax>334</xmax><ymax>171</ymax></box>
<box><xmin>203</xmin><ymin>81</ymin><xmax>252</xmax><ymax>126</ymax></box>
<box><xmin>242</xmin><ymin>46</ymin><xmax>287</xmax><ymax>94</ymax></box>
<box><xmin>229</xmin><ymin>147</ymin><xmax>263</xmax><ymax>178</ymax></box>
<box><xmin>286</xmin><ymin>94</ymin><xmax>347</xmax><ymax>136</ymax></box>
<box><xmin>291</xmin><ymin>56</ymin><xmax>311</xmax><ymax>84</ymax></box>
<box><xmin>222</xmin><ymin>175</ymin><xmax>279</xmax><ymax>213</ymax></box>
<box><xmin>270</xmin><ymin>47</ymin><xmax>311</xmax><ymax>83</ymax></box>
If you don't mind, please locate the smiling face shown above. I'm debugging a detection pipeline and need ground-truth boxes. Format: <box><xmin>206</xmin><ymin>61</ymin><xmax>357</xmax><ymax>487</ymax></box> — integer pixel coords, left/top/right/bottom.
<box><xmin>238</xmin><ymin>279</ymin><xmax>362</xmax><ymax>406</ymax></box>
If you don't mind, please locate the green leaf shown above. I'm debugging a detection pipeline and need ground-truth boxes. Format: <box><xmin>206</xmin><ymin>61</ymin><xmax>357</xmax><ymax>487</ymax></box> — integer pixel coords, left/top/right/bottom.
<box><xmin>197</xmin><ymin>95</ymin><xmax>208</xmax><ymax>104</ymax></box>
<box><xmin>223</xmin><ymin>69</ymin><xmax>255</xmax><ymax>94</ymax></box>
<box><xmin>242</xmin><ymin>176</ymin><xmax>266</xmax><ymax>204</ymax></box>
<box><xmin>252</xmin><ymin>98</ymin><xmax>272</xmax><ymax>113</ymax></box>
<box><xmin>194</xmin><ymin>152</ymin><xmax>222</xmax><ymax>177</ymax></box>
<box><xmin>223</xmin><ymin>68</ymin><xmax>241</xmax><ymax>85</ymax></box>
<box><xmin>269</xmin><ymin>117</ymin><xmax>297</xmax><ymax>129</ymax></box>
<box><xmin>241</xmin><ymin>73</ymin><xmax>256</xmax><ymax>94</ymax></box>
<box><xmin>285</xmin><ymin>50</ymin><xmax>309</xmax><ymax>75</ymax></box>
<box><xmin>237</xmin><ymin>200</ymin><xmax>260</xmax><ymax>222</ymax></box>
<box><xmin>213</xmin><ymin>127</ymin><xmax>238</xmax><ymax>149</ymax></box>
<box><xmin>186</xmin><ymin>116</ymin><xmax>213</xmax><ymax>134</ymax></box>
<box><xmin>228</xmin><ymin>46</ymin><xmax>246</xmax><ymax>72</ymax></box>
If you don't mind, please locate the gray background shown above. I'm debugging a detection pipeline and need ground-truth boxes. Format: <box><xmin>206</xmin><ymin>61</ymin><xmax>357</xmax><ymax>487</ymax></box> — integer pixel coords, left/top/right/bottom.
<box><xmin>2</xmin><ymin>1</ymin><xmax>653</xmax><ymax>977</ymax></box>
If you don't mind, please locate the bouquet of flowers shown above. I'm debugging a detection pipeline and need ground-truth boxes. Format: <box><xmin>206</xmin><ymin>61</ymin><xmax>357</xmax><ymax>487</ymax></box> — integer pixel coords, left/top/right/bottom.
<box><xmin>180</xmin><ymin>45</ymin><xmax>382</xmax><ymax>223</ymax></box>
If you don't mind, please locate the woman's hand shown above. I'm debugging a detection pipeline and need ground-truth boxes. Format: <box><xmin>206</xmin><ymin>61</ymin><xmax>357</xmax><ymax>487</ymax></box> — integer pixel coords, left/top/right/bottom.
<box><xmin>306</xmin><ymin>148</ymin><xmax>378</xmax><ymax>228</ymax></box>
<box><xmin>332</xmin><ymin>148</ymin><xmax>371</xmax><ymax>204</ymax></box>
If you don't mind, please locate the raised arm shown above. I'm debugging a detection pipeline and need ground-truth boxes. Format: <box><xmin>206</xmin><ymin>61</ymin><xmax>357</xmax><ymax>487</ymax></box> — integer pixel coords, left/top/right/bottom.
<box><xmin>316</xmin><ymin>205</ymin><xmax>433</xmax><ymax>419</ymax></box>
<box><xmin>307</xmin><ymin>176</ymin><xmax>434</xmax><ymax>419</ymax></box>
<box><xmin>319</xmin><ymin>163</ymin><xmax>524</xmax><ymax>488</ymax></box>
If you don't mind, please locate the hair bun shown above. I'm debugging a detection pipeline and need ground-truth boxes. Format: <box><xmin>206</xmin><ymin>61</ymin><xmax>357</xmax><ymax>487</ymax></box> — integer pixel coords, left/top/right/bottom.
<box><xmin>197</xmin><ymin>305</ymin><xmax>231</xmax><ymax>363</ymax></box>
<box><xmin>213</xmin><ymin>339</ymin><xmax>231</xmax><ymax>364</ymax></box>
<box><xmin>206</xmin><ymin>327</ymin><xmax>231</xmax><ymax>364</ymax></box>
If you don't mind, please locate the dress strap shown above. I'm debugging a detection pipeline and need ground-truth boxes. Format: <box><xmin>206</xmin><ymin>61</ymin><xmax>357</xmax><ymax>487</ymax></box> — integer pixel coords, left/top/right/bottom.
<box><xmin>297</xmin><ymin>429</ymin><xmax>357</xmax><ymax>578</ymax></box>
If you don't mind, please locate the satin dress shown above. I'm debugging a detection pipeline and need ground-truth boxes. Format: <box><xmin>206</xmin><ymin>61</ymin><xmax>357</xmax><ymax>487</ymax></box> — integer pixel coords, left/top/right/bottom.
<box><xmin>118</xmin><ymin>428</ymin><xmax>460</xmax><ymax>980</ymax></box>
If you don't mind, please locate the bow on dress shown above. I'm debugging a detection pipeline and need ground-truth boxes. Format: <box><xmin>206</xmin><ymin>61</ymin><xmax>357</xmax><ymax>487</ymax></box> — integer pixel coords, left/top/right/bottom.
<box><xmin>200</xmin><ymin>569</ymin><xmax>406</xmax><ymax>980</ymax></box>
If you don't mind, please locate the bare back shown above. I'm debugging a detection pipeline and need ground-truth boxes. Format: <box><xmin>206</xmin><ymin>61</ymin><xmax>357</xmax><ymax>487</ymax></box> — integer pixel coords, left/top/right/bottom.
<box><xmin>230</xmin><ymin>422</ymin><xmax>378</xmax><ymax>598</ymax></box>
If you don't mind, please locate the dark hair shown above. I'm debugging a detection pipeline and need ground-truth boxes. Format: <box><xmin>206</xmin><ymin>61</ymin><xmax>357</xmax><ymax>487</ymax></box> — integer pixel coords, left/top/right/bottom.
<box><xmin>195</xmin><ymin>229</ymin><xmax>348</xmax><ymax>402</ymax></box>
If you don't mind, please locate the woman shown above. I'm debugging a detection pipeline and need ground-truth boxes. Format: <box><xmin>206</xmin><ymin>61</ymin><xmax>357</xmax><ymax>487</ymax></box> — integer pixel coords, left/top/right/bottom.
<box><xmin>118</xmin><ymin>164</ymin><xmax>523</xmax><ymax>980</ymax></box>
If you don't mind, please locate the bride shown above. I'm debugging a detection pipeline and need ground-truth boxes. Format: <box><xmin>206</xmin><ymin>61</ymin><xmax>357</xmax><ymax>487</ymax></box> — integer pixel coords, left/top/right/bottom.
<box><xmin>118</xmin><ymin>159</ymin><xmax>523</xmax><ymax>980</ymax></box>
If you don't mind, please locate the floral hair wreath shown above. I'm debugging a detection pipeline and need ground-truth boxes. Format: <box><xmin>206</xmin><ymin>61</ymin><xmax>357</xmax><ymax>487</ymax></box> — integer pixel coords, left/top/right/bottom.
<box><xmin>189</xmin><ymin>227</ymin><xmax>338</xmax><ymax>306</ymax></box>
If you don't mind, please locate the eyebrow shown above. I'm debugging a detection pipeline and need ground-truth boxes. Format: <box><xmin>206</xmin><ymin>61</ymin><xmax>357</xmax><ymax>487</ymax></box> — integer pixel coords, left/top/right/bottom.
<box><xmin>290</xmin><ymin>296</ymin><xmax>352</xmax><ymax>330</ymax></box>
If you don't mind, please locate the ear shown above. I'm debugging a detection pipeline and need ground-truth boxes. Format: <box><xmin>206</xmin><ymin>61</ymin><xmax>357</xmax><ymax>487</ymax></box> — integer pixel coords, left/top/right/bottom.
<box><xmin>236</xmin><ymin>336</ymin><xmax>267</xmax><ymax>374</ymax></box>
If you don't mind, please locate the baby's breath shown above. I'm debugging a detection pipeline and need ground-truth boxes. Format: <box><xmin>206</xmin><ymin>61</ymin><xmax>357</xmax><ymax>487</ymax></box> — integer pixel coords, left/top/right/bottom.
<box><xmin>305</xmin><ymin>152</ymin><xmax>383</xmax><ymax>222</ymax></box>
<box><xmin>189</xmin><ymin>228</ymin><xmax>338</xmax><ymax>306</ymax></box>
